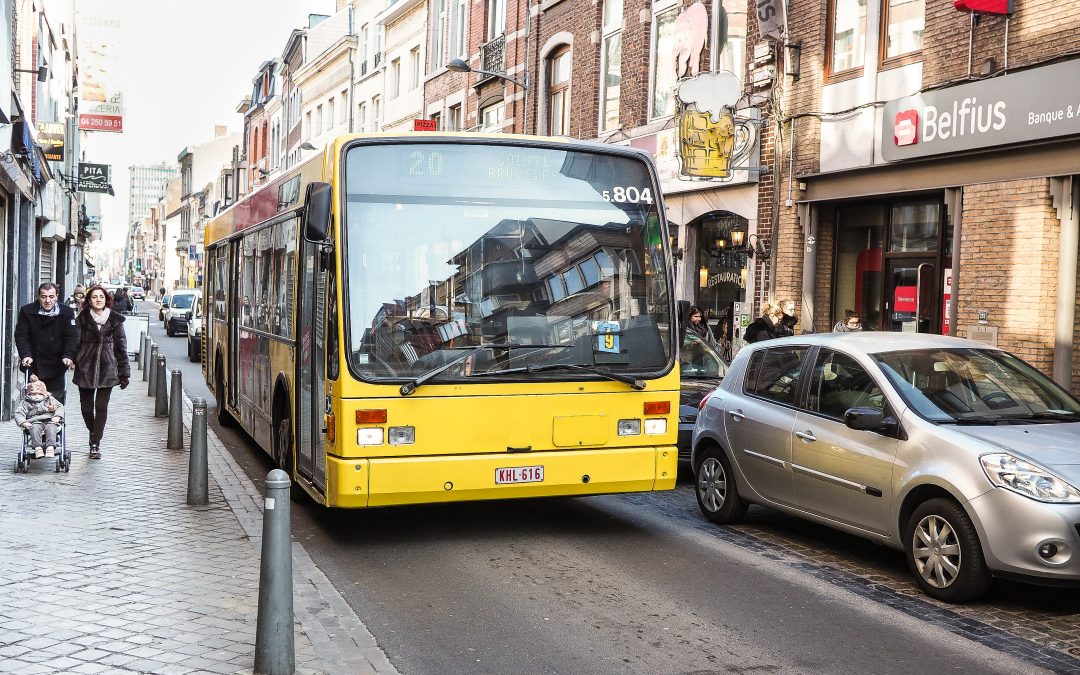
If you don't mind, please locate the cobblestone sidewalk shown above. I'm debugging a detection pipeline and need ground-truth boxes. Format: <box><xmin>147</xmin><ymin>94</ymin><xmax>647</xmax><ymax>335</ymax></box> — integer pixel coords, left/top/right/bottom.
<box><xmin>0</xmin><ymin>373</ymin><xmax>398</xmax><ymax>675</ymax></box>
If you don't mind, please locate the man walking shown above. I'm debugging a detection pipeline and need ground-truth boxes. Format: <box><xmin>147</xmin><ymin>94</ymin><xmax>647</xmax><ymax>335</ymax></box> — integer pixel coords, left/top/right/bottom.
<box><xmin>15</xmin><ymin>282</ymin><xmax>78</xmax><ymax>403</ymax></box>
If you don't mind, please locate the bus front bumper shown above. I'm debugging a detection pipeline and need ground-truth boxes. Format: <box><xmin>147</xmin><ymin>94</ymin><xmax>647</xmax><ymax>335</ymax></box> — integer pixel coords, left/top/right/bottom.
<box><xmin>325</xmin><ymin>446</ymin><xmax>678</xmax><ymax>508</ymax></box>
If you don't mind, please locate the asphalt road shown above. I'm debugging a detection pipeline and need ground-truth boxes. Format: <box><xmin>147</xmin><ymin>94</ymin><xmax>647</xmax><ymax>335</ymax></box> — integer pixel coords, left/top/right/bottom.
<box><xmin>138</xmin><ymin>301</ymin><xmax>1072</xmax><ymax>674</ymax></box>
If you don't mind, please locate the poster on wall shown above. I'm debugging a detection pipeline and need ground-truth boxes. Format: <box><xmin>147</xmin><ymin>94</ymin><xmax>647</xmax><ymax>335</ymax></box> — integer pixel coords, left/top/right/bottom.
<box><xmin>76</xmin><ymin>0</ymin><xmax>124</xmax><ymax>132</ymax></box>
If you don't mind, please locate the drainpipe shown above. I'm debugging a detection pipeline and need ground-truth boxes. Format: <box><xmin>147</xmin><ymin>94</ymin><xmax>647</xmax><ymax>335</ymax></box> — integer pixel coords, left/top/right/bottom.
<box><xmin>1051</xmin><ymin>176</ymin><xmax>1079</xmax><ymax>388</ymax></box>
<box><xmin>799</xmin><ymin>202</ymin><xmax>815</xmax><ymax>333</ymax></box>
<box><xmin>945</xmin><ymin>187</ymin><xmax>962</xmax><ymax>337</ymax></box>
<box><xmin>348</xmin><ymin>6</ymin><xmax>356</xmax><ymax>133</ymax></box>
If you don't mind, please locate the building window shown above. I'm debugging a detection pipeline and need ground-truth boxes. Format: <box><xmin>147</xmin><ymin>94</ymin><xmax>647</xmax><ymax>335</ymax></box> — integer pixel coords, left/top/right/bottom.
<box><xmin>328</xmin><ymin>98</ymin><xmax>335</xmax><ymax>132</ymax></box>
<box><xmin>304</xmin><ymin>111</ymin><xmax>312</xmax><ymax>139</ymax></box>
<box><xmin>828</xmin><ymin>0</ymin><xmax>867</xmax><ymax>78</ymax></box>
<box><xmin>431</xmin><ymin>0</ymin><xmax>446</xmax><ymax>69</ymax></box>
<box><xmin>372</xmin><ymin>96</ymin><xmax>381</xmax><ymax>130</ymax></box>
<box><xmin>360</xmin><ymin>24</ymin><xmax>369</xmax><ymax>62</ymax></box>
<box><xmin>881</xmin><ymin>0</ymin><xmax>924</xmax><ymax>64</ymax></box>
<box><xmin>431</xmin><ymin>112</ymin><xmax>441</xmax><ymax>130</ymax></box>
<box><xmin>712</xmin><ymin>0</ymin><xmax>746</xmax><ymax>87</ymax></box>
<box><xmin>340</xmin><ymin>90</ymin><xmax>349</xmax><ymax>123</ymax></box>
<box><xmin>448</xmin><ymin>104</ymin><xmax>462</xmax><ymax>131</ymax></box>
<box><xmin>450</xmin><ymin>0</ymin><xmax>467</xmax><ymax>58</ymax></box>
<box><xmin>599</xmin><ymin>0</ymin><xmax>622</xmax><ymax>132</ymax></box>
<box><xmin>650</xmin><ymin>4</ymin><xmax>679</xmax><ymax>119</ymax></box>
<box><xmin>487</xmin><ymin>0</ymin><xmax>506</xmax><ymax>40</ymax></box>
<box><xmin>481</xmin><ymin>101</ymin><xmax>505</xmax><ymax>130</ymax></box>
<box><xmin>391</xmin><ymin>58</ymin><xmax>401</xmax><ymax>98</ymax></box>
<box><xmin>358</xmin><ymin>102</ymin><xmax>368</xmax><ymax>132</ymax></box>
<box><xmin>547</xmin><ymin>46</ymin><xmax>572</xmax><ymax>136</ymax></box>
<box><xmin>410</xmin><ymin>47</ymin><xmax>421</xmax><ymax>90</ymax></box>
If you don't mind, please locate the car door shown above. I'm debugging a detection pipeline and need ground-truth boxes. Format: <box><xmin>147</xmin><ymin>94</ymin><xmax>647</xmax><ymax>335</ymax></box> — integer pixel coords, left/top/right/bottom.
<box><xmin>722</xmin><ymin>346</ymin><xmax>808</xmax><ymax>507</ymax></box>
<box><xmin>791</xmin><ymin>348</ymin><xmax>899</xmax><ymax>535</ymax></box>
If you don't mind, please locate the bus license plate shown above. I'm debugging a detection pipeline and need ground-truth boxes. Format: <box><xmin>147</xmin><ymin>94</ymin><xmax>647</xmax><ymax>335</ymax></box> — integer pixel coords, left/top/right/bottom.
<box><xmin>496</xmin><ymin>465</ymin><xmax>544</xmax><ymax>484</ymax></box>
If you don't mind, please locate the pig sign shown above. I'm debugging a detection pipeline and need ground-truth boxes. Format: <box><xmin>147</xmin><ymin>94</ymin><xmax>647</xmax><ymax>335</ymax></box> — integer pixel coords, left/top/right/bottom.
<box><xmin>673</xmin><ymin>2</ymin><xmax>708</xmax><ymax>79</ymax></box>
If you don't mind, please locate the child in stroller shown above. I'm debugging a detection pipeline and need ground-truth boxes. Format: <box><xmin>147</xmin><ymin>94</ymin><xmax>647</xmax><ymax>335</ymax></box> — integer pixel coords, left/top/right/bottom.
<box><xmin>13</xmin><ymin>374</ymin><xmax>68</xmax><ymax>473</ymax></box>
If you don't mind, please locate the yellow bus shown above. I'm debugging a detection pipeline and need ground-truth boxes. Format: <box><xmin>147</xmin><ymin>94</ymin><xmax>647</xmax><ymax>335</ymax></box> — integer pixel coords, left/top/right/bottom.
<box><xmin>203</xmin><ymin>133</ymin><xmax>681</xmax><ymax>507</ymax></box>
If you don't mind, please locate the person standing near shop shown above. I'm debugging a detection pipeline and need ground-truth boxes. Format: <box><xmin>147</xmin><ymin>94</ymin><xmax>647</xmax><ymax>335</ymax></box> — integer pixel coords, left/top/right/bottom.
<box><xmin>744</xmin><ymin>301</ymin><xmax>783</xmax><ymax>344</ymax></box>
<box><xmin>15</xmin><ymin>283</ymin><xmax>78</xmax><ymax>404</ymax></box>
<box><xmin>776</xmin><ymin>299</ymin><xmax>798</xmax><ymax>338</ymax></box>
<box><xmin>72</xmin><ymin>285</ymin><xmax>130</xmax><ymax>459</ymax></box>
<box><xmin>686</xmin><ymin>305</ymin><xmax>715</xmax><ymax>343</ymax></box>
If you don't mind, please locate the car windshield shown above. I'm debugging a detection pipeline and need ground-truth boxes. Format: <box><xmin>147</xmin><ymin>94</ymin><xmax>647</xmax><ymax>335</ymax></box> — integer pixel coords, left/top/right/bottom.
<box><xmin>873</xmin><ymin>348</ymin><xmax>1080</xmax><ymax>424</ymax></box>
<box><xmin>342</xmin><ymin>141</ymin><xmax>673</xmax><ymax>383</ymax></box>
<box><xmin>681</xmin><ymin>333</ymin><xmax>727</xmax><ymax>379</ymax></box>
<box><xmin>171</xmin><ymin>294</ymin><xmax>196</xmax><ymax>309</ymax></box>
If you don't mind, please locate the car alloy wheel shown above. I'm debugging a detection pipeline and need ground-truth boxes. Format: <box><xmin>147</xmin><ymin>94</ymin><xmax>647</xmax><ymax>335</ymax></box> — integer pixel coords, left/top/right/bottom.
<box><xmin>905</xmin><ymin>498</ymin><xmax>990</xmax><ymax>603</ymax></box>
<box><xmin>694</xmin><ymin>446</ymin><xmax>747</xmax><ymax>524</ymax></box>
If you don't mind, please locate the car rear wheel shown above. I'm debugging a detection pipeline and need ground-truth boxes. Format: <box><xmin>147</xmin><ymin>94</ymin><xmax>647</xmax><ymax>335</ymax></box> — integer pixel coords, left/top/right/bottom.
<box><xmin>694</xmin><ymin>445</ymin><xmax>748</xmax><ymax>524</ymax></box>
<box><xmin>165</xmin><ymin>319</ymin><xmax>176</xmax><ymax>337</ymax></box>
<box><xmin>905</xmin><ymin>498</ymin><xmax>990</xmax><ymax>603</ymax></box>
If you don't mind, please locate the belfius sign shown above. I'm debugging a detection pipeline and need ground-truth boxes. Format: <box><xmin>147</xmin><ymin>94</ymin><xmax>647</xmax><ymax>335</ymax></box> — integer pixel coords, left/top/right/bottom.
<box><xmin>882</xmin><ymin>59</ymin><xmax>1080</xmax><ymax>162</ymax></box>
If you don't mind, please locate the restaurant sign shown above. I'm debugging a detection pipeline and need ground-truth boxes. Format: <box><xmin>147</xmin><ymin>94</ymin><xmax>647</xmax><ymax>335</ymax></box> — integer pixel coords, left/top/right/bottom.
<box><xmin>882</xmin><ymin>59</ymin><xmax>1080</xmax><ymax>162</ymax></box>
<box><xmin>78</xmin><ymin>162</ymin><xmax>111</xmax><ymax>193</ymax></box>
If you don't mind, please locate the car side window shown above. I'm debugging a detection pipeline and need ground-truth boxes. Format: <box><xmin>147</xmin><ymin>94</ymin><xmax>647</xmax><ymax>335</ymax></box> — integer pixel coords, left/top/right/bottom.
<box><xmin>745</xmin><ymin>346</ymin><xmax>809</xmax><ymax>406</ymax></box>
<box><xmin>807</xmin><ymin>349</ymin><xmax>885</xmax><ymax>419</ymax></box>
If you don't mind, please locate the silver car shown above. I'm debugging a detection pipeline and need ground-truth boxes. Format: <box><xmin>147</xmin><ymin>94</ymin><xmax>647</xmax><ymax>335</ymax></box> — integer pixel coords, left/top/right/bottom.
<box><xmin>692</xmin><ymin>332</ymin><xmax>1080</xmax><ymax>602</ymax></box>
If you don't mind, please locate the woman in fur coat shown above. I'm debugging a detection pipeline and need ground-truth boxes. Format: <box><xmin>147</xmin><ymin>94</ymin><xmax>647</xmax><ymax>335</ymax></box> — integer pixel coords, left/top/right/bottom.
<box><xmin>72</xmin><ymin>285</ymin><xmax>130</xmax><ymax>459</ymax></box>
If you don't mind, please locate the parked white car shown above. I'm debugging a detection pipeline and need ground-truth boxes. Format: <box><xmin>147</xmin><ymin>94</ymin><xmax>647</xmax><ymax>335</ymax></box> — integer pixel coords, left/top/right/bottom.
<box><xmin>163</xmin><ymin>289</ymin><xmax>201</xmax><ymax>337</ymax></box>
<box><xmin>187</xmin><ymin>296</ymin><xmax>203</xmax><ymax>362</ymax></box>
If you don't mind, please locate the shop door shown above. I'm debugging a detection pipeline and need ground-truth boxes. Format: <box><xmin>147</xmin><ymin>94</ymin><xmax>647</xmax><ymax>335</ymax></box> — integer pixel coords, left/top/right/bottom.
<box><xmin>884</xmin><ymin>259</ymin><xmax>938</xmax><ymax>333</ymax></box>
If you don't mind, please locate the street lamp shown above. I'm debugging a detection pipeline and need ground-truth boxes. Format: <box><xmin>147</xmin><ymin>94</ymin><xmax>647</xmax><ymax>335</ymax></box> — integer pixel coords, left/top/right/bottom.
<box><xmin>446</xmin><ymin>58</ymin><xmax>530</xmax><ymax>134</ymax></box>
<box><xmin>15</xmin><ymin>65</ymin><xmax>48</xmax><ymax>82</ymax></box>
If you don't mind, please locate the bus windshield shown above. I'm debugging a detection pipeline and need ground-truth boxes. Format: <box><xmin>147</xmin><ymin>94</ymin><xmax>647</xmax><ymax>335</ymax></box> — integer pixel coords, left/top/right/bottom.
<box><xmin>343</xmin><ymin>140</ymin><xmax>673</xmax><ymax>383</ymax></box>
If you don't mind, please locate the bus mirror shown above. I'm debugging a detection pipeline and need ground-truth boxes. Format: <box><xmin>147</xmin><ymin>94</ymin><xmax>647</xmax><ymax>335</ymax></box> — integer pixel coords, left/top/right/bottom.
<box><xmin>304</xmin><ymin>182</ymin><xmax>332</xmax><ymax>243</ymax></box>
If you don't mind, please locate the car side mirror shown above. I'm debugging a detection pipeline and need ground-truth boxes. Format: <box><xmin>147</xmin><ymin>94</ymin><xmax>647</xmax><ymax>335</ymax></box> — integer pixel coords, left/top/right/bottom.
<box><xmin>844</xmin><ymin>407</ymin><xmax>899</xmax><ymax>436</ymax></box>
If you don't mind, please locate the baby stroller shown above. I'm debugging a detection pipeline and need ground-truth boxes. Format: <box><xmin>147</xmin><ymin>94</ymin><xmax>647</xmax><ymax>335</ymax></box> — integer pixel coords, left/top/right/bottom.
<box><xmin>13</xmin><ymin>371</ymin><xmax>69</xmax><ymax>474</ymax></box>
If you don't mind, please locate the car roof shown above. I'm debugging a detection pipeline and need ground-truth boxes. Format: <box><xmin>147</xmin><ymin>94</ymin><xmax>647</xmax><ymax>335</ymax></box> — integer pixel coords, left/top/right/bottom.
<box><xmin>739</xmin><ymin>331</ymin><xmax>999</xmax><ymax>356</ymax></box>
<box><xmin>172</xmin><ymin>289</ymin><xmax>201</xmax><ymax>295</ymax></box>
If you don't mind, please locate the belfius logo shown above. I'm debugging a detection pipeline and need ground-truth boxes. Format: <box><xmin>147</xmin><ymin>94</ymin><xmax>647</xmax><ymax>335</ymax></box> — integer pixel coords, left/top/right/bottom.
<box><xmin>894</xmin><ymin>110</ymin><xmax>918</xmax><ymax>146</ymax></box>
<box><xmin>893</xmin><ymin>98</ymin><xmax>1007</xmax><ymax>146</ymax></box>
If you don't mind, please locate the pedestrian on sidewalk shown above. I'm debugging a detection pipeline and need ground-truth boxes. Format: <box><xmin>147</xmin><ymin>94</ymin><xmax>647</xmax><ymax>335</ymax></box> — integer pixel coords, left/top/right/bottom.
<box><xmin>744</xmin><ymin>301</ymin><xmax>783</xmax><ymax>344</ymax></box>
<box><xmin>776</xmin><ymin>299</ymin><xmax>798</xmax><ymax>338</ymax></box>
<box><xmin>833</xmin><ymin>310</ymin><xmax>863</xmax><ymax>333</ymax></box>
<box><xmin>14</xmin><ymin>375</ymin><xmax>65</xmax><ymax>459</ymax></box>
<box><xmin>72</xmin><ymin>285</ymin><xmax>130</xmax><ymax>460</ymax></box>
<box><xmin>15</xmin><ymin>282</ymin><xmax>78</xmax><ymax>404</ymax></box>
<box><xmin>67</xmin><ymin>284</ymin><xmax>86</xmax><ymax>311</ymax></box>
<box><xmin>112</xmin><ymin>287</ymin><xmax>134</xmax><ymax>314</ymax></box>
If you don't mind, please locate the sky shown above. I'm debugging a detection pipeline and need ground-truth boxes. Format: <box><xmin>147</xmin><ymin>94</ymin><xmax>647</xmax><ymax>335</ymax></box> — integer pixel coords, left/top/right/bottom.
<box><xmin>80</xmin><ymin>0</ymin><xmax>334</xmax><ymax>248</ymax></box>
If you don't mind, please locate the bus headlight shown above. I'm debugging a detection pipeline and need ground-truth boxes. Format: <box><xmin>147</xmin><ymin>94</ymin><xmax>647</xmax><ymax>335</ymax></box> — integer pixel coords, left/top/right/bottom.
<box><xmin>388</xmin><ymin>426</ymin><xmax>415</xmax><ymax>445</ymax></box>
<box><xmin>357</xmin><ymin>428</ymin><xmax>384</xmax><ymax>446</ymax></box>
<box><xmin>618</xmin><ymin>419</ymin><xmax>641</xmax><ymax>436</ymax></box>
<box><xmin>643</xmin><ymin>419</ymin><xmax>667</xmax><ymax>435</ymax></box>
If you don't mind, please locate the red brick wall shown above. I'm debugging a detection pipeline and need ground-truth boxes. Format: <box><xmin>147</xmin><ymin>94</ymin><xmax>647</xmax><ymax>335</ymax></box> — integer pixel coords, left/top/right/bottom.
<box><xmin>959</xmin><ymin>178</ymin><xmax>1059</xmax><ymax>372</ymax></box>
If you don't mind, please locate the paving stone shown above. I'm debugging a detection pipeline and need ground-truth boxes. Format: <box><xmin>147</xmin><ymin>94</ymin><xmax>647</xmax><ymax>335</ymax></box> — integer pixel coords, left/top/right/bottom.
<box><xmin>0</xmin><ymin>383</ymin><xmax>393</xmax><ymax>675</ymax></box>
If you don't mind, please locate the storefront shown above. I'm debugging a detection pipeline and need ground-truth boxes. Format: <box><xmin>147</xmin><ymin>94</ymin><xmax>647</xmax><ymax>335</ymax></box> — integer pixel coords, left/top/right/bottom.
<box><xmin>792</xmin><ymin>58</ymin><xmax>1080</xmax><ymax>390</ymax></box>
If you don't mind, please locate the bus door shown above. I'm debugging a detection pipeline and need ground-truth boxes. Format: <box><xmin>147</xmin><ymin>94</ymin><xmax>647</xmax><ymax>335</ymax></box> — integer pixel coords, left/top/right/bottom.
<box><xmin>296</xmin><ymin>239</ymin><xmax>327</xmax><ymax>491</ymax></box>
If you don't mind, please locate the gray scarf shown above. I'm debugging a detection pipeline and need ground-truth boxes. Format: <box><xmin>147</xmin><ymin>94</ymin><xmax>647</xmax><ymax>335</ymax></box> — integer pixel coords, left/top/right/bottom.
<box><xmin>37</xmin><ymin>302</ymin><xmax>59</xmax><ymax>317</ymax></box>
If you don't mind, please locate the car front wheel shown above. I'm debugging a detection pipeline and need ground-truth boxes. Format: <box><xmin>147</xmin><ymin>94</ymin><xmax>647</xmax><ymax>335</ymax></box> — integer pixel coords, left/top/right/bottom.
<box><xmin>905</xmin><ymin>498</ymin><xmax>990</xmax><ymax>603</ymax></box>
<box><xmin>694</xmin><ymin>445</ymin><xmax>748</xmax><ymax>524</ymax></box>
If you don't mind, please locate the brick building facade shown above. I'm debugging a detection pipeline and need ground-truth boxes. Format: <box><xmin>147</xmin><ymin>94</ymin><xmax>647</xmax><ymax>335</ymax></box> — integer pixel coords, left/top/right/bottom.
<box><xmin>772</xmin><ymin>0</ymin><xmax>1080</xmax><ymax>392</ymax></box>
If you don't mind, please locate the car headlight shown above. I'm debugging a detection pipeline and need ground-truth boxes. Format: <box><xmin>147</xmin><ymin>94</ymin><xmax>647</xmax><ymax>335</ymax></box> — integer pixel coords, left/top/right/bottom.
<box><xmin>980</xmin><ymin>453</ymin><xmax>1080</xmax><ymax>503</ymax></box>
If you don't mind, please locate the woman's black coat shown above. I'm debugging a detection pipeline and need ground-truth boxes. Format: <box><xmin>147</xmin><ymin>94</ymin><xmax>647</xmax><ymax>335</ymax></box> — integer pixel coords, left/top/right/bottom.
<box><xmin>72</xmin><ymin>310</ymin><xmax>130</xmax><ymax>389</ymax></box>
<box><xmin>744</xmin><ymin>316</ymin><xmax>777</xmax><ymax>344</ymax></box>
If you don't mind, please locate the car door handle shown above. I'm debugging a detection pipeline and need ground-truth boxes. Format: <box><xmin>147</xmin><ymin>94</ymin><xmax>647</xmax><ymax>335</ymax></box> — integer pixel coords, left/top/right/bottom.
<box><xmin>795</xmin><ymin>430</ymin><xmax>817</xmax><ymax>442</ymax></box>
<box><xmin>727</xmin><ymin>410</ymin><xmax>746</xmax><ymax>422</ymax></box>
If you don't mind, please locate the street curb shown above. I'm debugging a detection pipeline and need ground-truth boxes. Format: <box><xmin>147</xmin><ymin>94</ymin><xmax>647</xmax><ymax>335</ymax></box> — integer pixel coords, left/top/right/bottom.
<box><xmin>178</xmin><ymin>391</ymin><xmax>400</xmax><ymax>675</ymax></box>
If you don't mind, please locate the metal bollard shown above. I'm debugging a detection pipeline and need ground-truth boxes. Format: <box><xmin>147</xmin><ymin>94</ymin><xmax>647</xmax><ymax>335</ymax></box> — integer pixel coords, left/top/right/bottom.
<box><xmin>187</xmin><ymin>398</ymin><xmax>209</xmax><ymax>505</ymax></box>
<box><xmin>167</xmin><ymin>370</ymin><xmax>184</xmax><ymax>449</ymax></box>
<box><xmin>147</xmin><ymin>344</ymin><xmax>159</xmax><ymax>393</ymax></box>
<box><xmin>141</xmin><ymin>336</ymin><xmax>150</xmax><ymax>379</ymax></box>
<box><xmin>137</xmin><ymin>331</ymin><xmax>146</xmax><ymax>368</ymax></box>
<box><xmin>155</xmin><ymin>356</ymin><xmax>169</xmax><ymax>417</ymax></box>
<box><xmin>143</xmin><ymin>335</ymin><xmax>153</xmax><ymax>373</ymax></box>
<box><xmin>254</xmin><ymin>469</ymin><xmax>294</xmax><ymax>675</ymax></box>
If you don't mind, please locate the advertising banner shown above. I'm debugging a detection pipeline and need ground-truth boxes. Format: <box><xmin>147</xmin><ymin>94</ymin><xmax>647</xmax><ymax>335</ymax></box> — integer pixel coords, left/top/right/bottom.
<box><xmin>78</xmin><ymin>162</ymin><xmax>111</xmax><ymax>193</ymax></box>
<box><xmin>882</xmin><ymin>59</ymin><xmax>1080</xmax><ymax>162</ymax></box>
<box><xmin>36</xmin><ymin>122</ymin><xmax>65</xmax><ymax>161</ymax></box>
<box><xmin>76</xmin><ymin>0</ymin><xmax>124</xmax><ymax>132</ymax></box>
<box><xmin>756</xmin><ymin>0</ymin><xmax>786</xmax><ymax>39</ymax></box>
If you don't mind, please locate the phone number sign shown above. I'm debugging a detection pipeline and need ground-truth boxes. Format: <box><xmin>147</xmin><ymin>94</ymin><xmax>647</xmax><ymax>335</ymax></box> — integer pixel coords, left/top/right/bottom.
<box><xmin>79</xmin><ymin>113</ymin><xmax>123</xmax><ymax>132</ymax></box>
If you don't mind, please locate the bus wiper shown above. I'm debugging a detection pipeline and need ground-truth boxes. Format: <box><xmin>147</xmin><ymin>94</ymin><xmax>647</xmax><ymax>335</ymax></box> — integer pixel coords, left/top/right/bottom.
<box><xmin>470</xmin><ymin>363</ymin><xmax>646</xmax><ymax>390</ymax></box>
<box><xmin>399</xmin><ymin>343</ymin><xmax>566</xmax><ymax>396</ymax></box>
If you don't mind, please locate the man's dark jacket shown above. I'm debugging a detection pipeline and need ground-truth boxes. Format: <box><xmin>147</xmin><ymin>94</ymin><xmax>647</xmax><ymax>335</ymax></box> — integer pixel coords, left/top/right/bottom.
<box><xmin>15</xmin><ymin>301</ymin><xmax>78</xmax><ymax>380</ymax></box>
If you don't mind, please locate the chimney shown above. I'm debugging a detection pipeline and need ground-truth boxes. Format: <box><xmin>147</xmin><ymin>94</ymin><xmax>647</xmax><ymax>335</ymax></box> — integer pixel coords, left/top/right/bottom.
<box><xmin>214</xmin><ymin>125</ymin><xmax>228</xmax><ymax>138</ymax></box>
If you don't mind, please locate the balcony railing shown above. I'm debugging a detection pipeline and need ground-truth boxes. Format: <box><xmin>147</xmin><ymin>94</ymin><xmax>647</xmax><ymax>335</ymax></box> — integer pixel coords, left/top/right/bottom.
<box><xmin>481</xmin><ymin>35</ymin><xmax>505</xmax><ymax>74</ymax></box>
<box><xmin>374</xmin><ymin>51</ymin><xmax>382</xmax><ymax>67</ymax></box>
<box><xmin>360</xmin><ymin>60</ymin><xmax>368</xmax><ymax>76</ymax></box>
